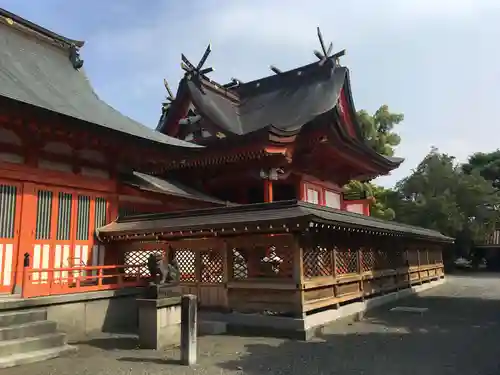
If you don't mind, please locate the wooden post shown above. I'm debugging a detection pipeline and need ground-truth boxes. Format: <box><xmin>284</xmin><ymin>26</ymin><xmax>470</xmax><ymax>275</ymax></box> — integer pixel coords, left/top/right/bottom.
<box><xmin>263</xmin><ymin>180</ymin><xmax>273</xmax><ymax>203</ymax></box>
<box><xmin>181</xmin><ymin>294</ymin><xmax>197</xmax><ymax>366</ymax></box>
<box><xmin>357</xmin><ymin>248</ymin><xmax>364</xmax><ymax>299</ymax></box>
<box><xmin>21</xmin><ymin>253</ymin><xmax>30</xmax><ymax>298</ymax></box>
<box><xmin>222</xmin><ymin>240</ymin><xmax>230</xmax><ymax>283</ymax></box>
<box><xmin>292</xmin><ymin>234</ymin><xmax>305</xmax><ymax>316</ymax></box>
<box><xmin>333</xmin><ymin>247</ymin><xmax>338</xmax><ymax>279</ymax></box>
<box><xmin>292</xmin><ymin>235</ymin><xmax>304</xmax><ymax>284</ymax></box>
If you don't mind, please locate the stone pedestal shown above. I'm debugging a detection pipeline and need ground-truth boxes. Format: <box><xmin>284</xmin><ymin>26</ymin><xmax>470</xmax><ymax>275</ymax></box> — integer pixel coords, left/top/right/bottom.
<box><xmin>144</xmin><ymin>283</ymin><xmax>182</xmax><ymax>299</ymax></box>
<box><xmin>137</xmin><ymin>296</ymin><xmax>182</xmax><ymax>349</ymax></box>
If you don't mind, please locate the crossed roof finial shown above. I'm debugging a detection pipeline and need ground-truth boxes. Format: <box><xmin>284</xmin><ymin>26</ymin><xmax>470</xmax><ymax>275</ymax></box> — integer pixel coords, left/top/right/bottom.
<box><xmin>314</xmin><ymin>27</ymin><xmax>346</xmax><ymax>66</ymax></box>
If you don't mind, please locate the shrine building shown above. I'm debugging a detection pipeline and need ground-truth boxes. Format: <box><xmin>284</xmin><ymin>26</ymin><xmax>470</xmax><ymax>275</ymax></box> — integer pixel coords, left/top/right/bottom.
<box><xmin>0</xmin><ymin>8</ymin><xmax>451</xmax><ymax>346</ymax></box>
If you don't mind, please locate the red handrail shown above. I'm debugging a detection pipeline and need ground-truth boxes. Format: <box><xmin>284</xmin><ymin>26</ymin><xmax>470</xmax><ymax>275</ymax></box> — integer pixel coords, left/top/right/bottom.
<box><xmin>21</xmin><ymin>264</ymin><xmax>148</xmax><ymax>298</ymax></box>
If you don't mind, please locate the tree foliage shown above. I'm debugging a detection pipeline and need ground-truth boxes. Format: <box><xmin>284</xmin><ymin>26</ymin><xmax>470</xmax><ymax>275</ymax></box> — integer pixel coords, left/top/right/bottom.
<box><xmin>343</xmin><ymin>180</ymin><xmax>396</xmax><ymax>220</ymax></box>
<box><xmin>390</xmin><ymin>148</ymin><xmax>500</xmax><ymax>244</ymax></box>
<box><xmin>357</xmin><ymin>105</ymin><xmax>403</xmax><ymax>156</ymax></box>
<box><xmin>463</xmin><ymin>150</ymin><xmax>500</xmax><ymax>190</ymax></box>
<box><xmin>344</xmin><ymin>103</ymin><xmax>500</xmax><ymax>259</ymax></box>
<box><xmin>344</xmin><ymin>105</ymin><xmax>404</xmax><ymax>220</ymax></box>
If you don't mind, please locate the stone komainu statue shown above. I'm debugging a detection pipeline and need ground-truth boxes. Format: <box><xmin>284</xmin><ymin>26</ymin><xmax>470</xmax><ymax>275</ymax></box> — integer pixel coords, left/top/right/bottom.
<box><xmin>147</xmin><ymin>253</ymin><xmax>180</xmax><ymax>285</ymax></box>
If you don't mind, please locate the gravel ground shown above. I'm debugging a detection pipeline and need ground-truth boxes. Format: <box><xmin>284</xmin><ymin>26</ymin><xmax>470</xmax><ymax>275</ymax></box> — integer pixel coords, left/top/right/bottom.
<box><xmin>3</xmin><ymin>274</ymin><xmax>500</xmax><ymax>375</ymax></box>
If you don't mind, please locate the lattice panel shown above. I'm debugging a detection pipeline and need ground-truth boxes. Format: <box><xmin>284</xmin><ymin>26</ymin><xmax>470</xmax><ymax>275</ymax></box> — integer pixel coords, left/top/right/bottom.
<box><xmin>262</xmin><ymin>244</ymin><xmax>293</xmax><ymax>278</ymax></box>
<box><xmin>373</xmin><ymin>250</ymin><xmax>389</xmax><ymax>270</ymax></box>
<box><xmin>174</xmin><ymin>249</ymin><xmax>197</xmax><ymax>282</ymax></box>
<box><xmin>231</xmin><ymin>244</ymin><xmax>293</xmax><ymax>279</ymax></box>
<box><xmin>232</xmin><ymin>248</ymin><xmax>248</xmax><ymax>279</ymax></box>
<box><xmin>124</xmin><ymin>247</ymin><xmax>164</xmax><ymax>277</ymax></box>
<box><xmin>336</xmin><ymin>250</ymin><xmax>357</xmax><ymax>275</ymax></box>
<box><xmin>303</xmin><ymin>246</ymin><xmax>333</xmax><ymax>278</ymax></box>
<box><xmin>361</xmin><ymin>249</ymin><xmax>375</xmax><ymax>272</ymax></box>
<box><xmin>201</xmin><ymin>249</ymin><xmax>223</xmax><ymax>283</ymax></box>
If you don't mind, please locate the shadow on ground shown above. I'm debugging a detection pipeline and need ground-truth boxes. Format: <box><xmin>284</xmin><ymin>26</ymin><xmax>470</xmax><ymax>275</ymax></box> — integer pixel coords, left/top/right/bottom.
<box><xmin>65</xmin><ymin>275</ymin><xmax>500</xmax><ymax>375</ymax></box>
<box><xmin>117</xmin><ymin>357</ymin><xmax>181</xmax><ymax>365</ymax></box>
<box><xmin>72</xmin><ymin>336</ymin><xmax>139</xmax><ymax>350</ymax></box>
<box><xmin>217</xmin><ymin>291</ymin><xmax>500</xmax><ymax>375</ymax></box>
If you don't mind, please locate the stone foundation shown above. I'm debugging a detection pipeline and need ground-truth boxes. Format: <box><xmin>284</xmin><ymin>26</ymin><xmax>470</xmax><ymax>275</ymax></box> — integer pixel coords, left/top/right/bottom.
<box><xmin>0</xmin><ymin>288</ymin><xmax>143</xmax><ymax>342</ymax></box>
<box><xmin>200</xmin><ymin>277</ymin><xmax>446</xmax><ymax>340</ymax></box>
<box><xmin>137</xmin><ymin>297</ymin><xmax>182</xmax><ymax>349</ymax></box>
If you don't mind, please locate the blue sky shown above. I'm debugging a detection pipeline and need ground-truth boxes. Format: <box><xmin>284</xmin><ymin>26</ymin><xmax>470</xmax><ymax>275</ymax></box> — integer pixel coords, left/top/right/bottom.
<box><xmin>2</xmin><ymin>0</ymin><xmax>499</xmax><ymax>187</ymax></box>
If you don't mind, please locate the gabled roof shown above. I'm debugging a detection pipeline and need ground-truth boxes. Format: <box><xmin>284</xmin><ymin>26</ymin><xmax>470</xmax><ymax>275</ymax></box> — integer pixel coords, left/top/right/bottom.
<box><xmin>0</xmin><ymin>8</ymin><xmax>199</xmax><ymax>148</ymax></box>
<box><xmin>97</xmin><ymin>200</ymin><xmax>453</xmax><ymax>243</ymax></box>
<box><xmin>191</xmin><ymin>62</ymin><xmax>348</xmax><ymax>136</ymax></box>
<box><xmin>158</xmin><ymin>60</ymin><xmax>350</xmax><ymax>137</ymax></box>
<box><xmin>156</xmin><ymin>50</ymin><xmax>403</xmax><ymax>173</ymax></box>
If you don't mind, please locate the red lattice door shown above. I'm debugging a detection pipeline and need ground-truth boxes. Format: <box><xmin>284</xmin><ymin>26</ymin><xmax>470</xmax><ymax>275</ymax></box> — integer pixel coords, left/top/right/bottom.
<box><xmin>0</xmin><ymin>180</ymin><xmax>22</xmax><ymax>293</ymax></box>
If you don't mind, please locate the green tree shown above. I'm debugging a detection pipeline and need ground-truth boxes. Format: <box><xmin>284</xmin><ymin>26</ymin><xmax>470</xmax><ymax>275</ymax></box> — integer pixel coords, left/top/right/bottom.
<box><xmin>462</xmin><ymin>150</ymin><xmax>500</xmax><ymax>190</ymax></box>
<box><xmin>343</xmin><ymin>180</ymin><xmax>396</xmax><ymax>220</ymax></box>
<box><xmin>344</xmin><ymin>105</ymin><xmax>404</xmax><ymax>220</ymax></box>
<box><xmin>391</xmin><ymin>148</ymin><xmax>500</xmax><ymax>245</ymax></box>
<box><xmin>357</xmin><ymin>105</ymin><xmax>403</xmax><ymax>156</ymax></box>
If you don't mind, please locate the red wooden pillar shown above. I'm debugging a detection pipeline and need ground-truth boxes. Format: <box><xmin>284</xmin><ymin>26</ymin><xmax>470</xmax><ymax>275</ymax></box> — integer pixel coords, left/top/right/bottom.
<box><xmin>15</xmin><ymin>183</ymin><xmax>37</xmax><ymax>289</ymax></box>
<box><xmin>264</xmin><ymin>180</ymin><xmax>273</xmax><ymax>203</ymax></box>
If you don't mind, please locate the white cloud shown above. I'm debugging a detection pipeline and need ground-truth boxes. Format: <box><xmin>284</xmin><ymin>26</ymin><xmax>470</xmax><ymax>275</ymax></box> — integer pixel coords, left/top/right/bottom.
<box><xmin>390</xmin><ymin>0</ymin><xmax>499</xmax><ymax>19</ymax></box>
<box><xmin>83</xmin><ymin>0</ymin><xmax>500</xmax><ymax>188</ymax></box>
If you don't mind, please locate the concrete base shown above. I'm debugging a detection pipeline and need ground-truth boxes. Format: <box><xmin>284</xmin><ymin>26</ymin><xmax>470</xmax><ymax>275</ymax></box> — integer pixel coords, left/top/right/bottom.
<box><xmin>0</xmin><ymin>288</ymin><xmax>143</xmax><ymax>342</ymax></box>
<box><xmin>137</xmin><ymin>296</ymin><xmax>182</xmax><ymax>350</ymax></box>
<box><xmin>201</xmin><ymin>277</ymin><xmax>446</xmax><ymax>340</ymax></box>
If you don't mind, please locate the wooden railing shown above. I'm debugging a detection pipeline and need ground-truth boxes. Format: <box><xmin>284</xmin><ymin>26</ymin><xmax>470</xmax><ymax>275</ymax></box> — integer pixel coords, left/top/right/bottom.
<box><xmin>21</xmin><ymin>264</ymin><xmax>148</xmax><ymax>298</ymax></box>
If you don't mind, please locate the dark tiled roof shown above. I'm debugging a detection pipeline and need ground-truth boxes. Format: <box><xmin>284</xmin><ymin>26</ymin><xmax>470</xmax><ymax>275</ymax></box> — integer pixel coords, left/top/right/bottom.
<box><xmin>97</xmin><ymin>200</ymin><xmax>453</xmax><ymax>243</ymax></box>
<box><xmin>168</xmin><ymin>62</ymin><xmax>348</xmax><ymax>136</ymax></box>
<box><xmin>123</xmin><ymin>171</ymin><xmax>234</xmax><ymax>205</ymax></box>
<box><xmin>0</xmin><ymin>9</ymin><xmax>199</xmax><ymax>148</ymax></box>
<box><xmin>158</xmin><ymin>56</ymin><xmax>404</xmax><ymax>171</ymax></box>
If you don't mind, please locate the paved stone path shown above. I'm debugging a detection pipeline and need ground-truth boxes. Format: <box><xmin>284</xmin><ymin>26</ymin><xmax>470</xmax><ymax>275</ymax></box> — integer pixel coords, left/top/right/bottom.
<box><xmin>3</xmin><ymin>274</ymin><xmax>500</xmax><ymax>375</ymax></box>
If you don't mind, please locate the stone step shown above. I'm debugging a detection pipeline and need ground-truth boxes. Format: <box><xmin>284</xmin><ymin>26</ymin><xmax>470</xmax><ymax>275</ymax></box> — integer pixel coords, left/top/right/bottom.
<box><xmin>0</xmin><ymin>320</ymin><xmax>57</xmax><ymax>341</ymax></box>
<box><xmin>0</xmin><ymin>309</ymin><xmax>47</xmax><ymax>328</ymax></box>
<box><xmin>0</xmin><ymin>332</ymin><xmax>66</xmax><ymax>357</ymax></box>
<box><xmin>0</xmin><ymin>345</ymin><xmax>77</xmax><ymax>369</ymax></box>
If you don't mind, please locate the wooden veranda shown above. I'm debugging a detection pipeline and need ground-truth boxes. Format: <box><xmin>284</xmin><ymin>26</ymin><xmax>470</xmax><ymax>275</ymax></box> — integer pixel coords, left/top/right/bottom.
<box><xmin>94</xmin><ymin>201</ymin><xmax>452</xmax><ymax>316</ymax></box>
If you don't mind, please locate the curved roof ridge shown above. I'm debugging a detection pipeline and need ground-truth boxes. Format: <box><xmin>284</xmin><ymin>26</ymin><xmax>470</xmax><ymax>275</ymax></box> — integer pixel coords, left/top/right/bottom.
<box><xmin>0</xmin><ymin>9</ymin><xmax>200</xmax><ymax>148</ymax></box>
<box><xmin>0</xmin><ymin>8</ymin><xmax>84</xmax><ymax>48</ymax></box>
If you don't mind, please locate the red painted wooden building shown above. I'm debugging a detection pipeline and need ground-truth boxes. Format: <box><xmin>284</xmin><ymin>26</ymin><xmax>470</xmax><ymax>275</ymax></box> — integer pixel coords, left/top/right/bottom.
<box><xmin>0</xmin><ymin>10</ymin><xmax>443</xmax><ymax>301</ymax></box>
<box><xmin>154</xmin><ymin>41</ymin><xmax>403</xmax><ymax>215</ymax></box>
<box><xmin>0</xmin><ymin>9</ymin><xmax>227</xmax><ymax>296</ymax></box>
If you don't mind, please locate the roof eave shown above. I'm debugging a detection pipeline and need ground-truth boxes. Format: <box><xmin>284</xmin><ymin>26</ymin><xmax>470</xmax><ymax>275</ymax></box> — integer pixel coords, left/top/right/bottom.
<box><xmin>97</xmin><ymin>200</ymin><xmax>454</xmax><ymax>243</ymax></box>
<box><xmin>0</xmin><ymin>8</ymin><xmax>84</xmax><ymax>48</ymax></box>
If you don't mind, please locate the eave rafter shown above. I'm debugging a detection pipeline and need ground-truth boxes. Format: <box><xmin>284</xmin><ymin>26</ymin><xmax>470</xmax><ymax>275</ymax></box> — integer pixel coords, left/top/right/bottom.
<box><xmin>0</xmin><ymin>99</ymin><xmax>191</xmax><ymax>172</ymax></box>
<box><xmin>99</xmin><ymin>218</ymin><xmax>417</xmax><ymax>244</ymax></box>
